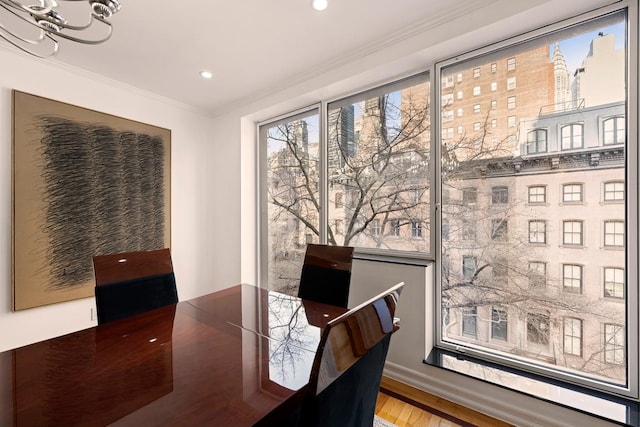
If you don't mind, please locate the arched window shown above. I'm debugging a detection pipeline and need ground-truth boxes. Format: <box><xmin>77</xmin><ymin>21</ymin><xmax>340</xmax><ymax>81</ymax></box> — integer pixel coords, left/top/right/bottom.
<box><xmin>603</xmin><ymin>116</ymin><xmax>625</xmax><ymax>145</ymax></box>
<box><xmin>526</xmin><ymin>129</ymin><xmax>547</xmax><ymax>154</ymax></box>
<box><xmin>561</xmin><ymin>123</ymin><xmax>583</xmax><ymax>150</ymax></box>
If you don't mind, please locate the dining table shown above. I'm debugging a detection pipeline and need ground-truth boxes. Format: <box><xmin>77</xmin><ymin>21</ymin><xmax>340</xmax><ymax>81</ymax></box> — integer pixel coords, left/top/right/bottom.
<box><xmin>0</xmin><ymin>284</ymin><xmax>348</xmax><ymax>426</ymax></box>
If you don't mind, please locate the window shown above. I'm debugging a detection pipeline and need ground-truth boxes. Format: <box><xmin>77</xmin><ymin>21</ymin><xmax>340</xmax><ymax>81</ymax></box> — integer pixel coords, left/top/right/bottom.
<box><xmin>371</xmin><ymin>219</ymin><xmax>381</xmax><ymax>236</ymax></box>
<box><xmin>389</xmin><ymin>219</ymin><xmax>400</xmax><ymax>236</ymax></box>
<box><xmin>457</xmin><ymin>108</ymin><xmax>463</xmax><ymax>117</ymax></box>
<box><xmin>473</xmin><ymin>104</ymin><xmax>480</xmax><ymax>113</ymax></box>
<box><xmin>462</xmin><ymin>307</ymin><xmax>477</xmax><ymax>338</ymax></box>
<box><xmin>441</xmin><ymin>93</ymin><xmax>454</xmax><ymax>106</ymax></box>
<box><xmin>442</xmin><ymin>218</ymin><xmax>450</xmax><ymax>241</ymax></box>
<box><xmin>473</xmin><ymin>122</ymin><xmax>481</xmax><ymax>132</ymax></box>
<box><xmin>491</xmin><ymin>81</ymin><xmax>497</xmax><ymax>91</ymax></box>
<box><xmin>528</xmin><ymin>220</ymin><xmax>546</xmax><ymax>244</ymax></box>
<box><xmin>564</xmin><ymin>318</ymin><xmax>582</xmax><ymax>356</ymax></box>
<box><xmin>442</xmin><ymin>110</ymin><xmax>454</xmax><ymax>122</ymax></box>
<box><xmin>604</xmin><ymin>324</ymin><xmax>624</xmax><ymax>365</ymax></box>
<box><xmin>457</xmin><ymin>73</ymin><xmax>463</xmax><ymax>83</ymax></box>
<box><xmin>462</xmin><ymin>187</ymin><xmax>477</xmax><ymax>205</ymax></box>
<box><xmin>604</xmin><ymin>267</ymin><xmax>624</xmax><ymax>299</ymax></box>
<box><xmin>563</xmin><ymin>264</ymin><xmax>583</xmax><ymax>293</ymax></box>
<box><xmin>603</xmin><ymin>116</ymin><xmax>625</xmax><ymax>145</ymax></box>
<box><xmin>563</xmin><ymin>221</ymin><xmax>583</xmax><ymax>246</ymax></box>
<box><xmin>527</xmin><ymin>129</ymin><xmax>547</xmax><ymax>154</ymax></box>
<box><xmin>604</xmin><ymin>220</ymin><xmax>624</xmax><ymax>247</ymax></box>
<box><xmin>604</xmin><ymin>181</ymin><xmax>624</xmax><ymax>201</ymax></box>
<box><xmin>528</xmin><ymin>262</ymin><xmax>546</xmax><ymax>288</ymax></box>
<box><xmin>457</xmin><ymin>125</ymin><xmax>464</xmax><ymax>135</ymax></box>
<box><xmin>473</xmin><ymin>67</ymin><xmax>480</xmax><ymax>78</ymax></box>
<box><xmin>491</xmin><ymin>219</ymin><xmax>508</xmax><ymax>241</ymax></box>
<box><xmin>457</xmin><ymin>90</ymin><xmax>463</xmax><ymax>100</ymax></box>
<box><xmin>492</xmin><ymin>307</ymin><xmax>508</xmax><ymax>341</ymax></box>
<box><xmin>473</xmin><ymin>86</ymin><xmax>481</xmax><ymax>96</ymax></box>
<box><xmin>334</xmin><ymin>192</ymin><xmax>343</xmax><ymax>208</ymax></box>
<box><xmin>443</xmin><ymin>127</ymin><xmax>454</xmax><ymax>139</ymax></box>
<box><xmin>528</xmin><ymin>186</ymin><xmax>546</xmax><ymax>203</ymax></box>
<box><xmin>462</xmin><ymin>255</ymin><xmax>477</xmax><ymax>279</ymax></box>
<box><xmin>436</xmin><ymin>8</ymin><xmax>631</xmax><ymax>396</ymax></box>
<box><xmin>491</xmin><ymin>186</ymin><xmax>508</xmax><ymax>204</ymax></box>
<box><xmin>411</xmin><ymin>221</ymin><xmax>422</xmax><ymax>238</ymax></box>
<box><xmin>561</xmin><ymin>123</ymin><xmax>584</xmax><ymax>149</ymax></box>
<box><xmin>491</xmin><ymin>62</ymin><xmax>497</xmax><ymax>73</ymax></box>
<box><xmin>442</xmin><ymin>74</ymin><xmax>454</xmax><ymax>88</ymax></box>
<box><xmin>562</xmin><ymin>183</ymin><xmax>583</xmax><ymax>202</ymax></box>
<box><xmin>527</xmin><ymin>312</ymin><xmax>549</xmax><ymax>345</ymax></box>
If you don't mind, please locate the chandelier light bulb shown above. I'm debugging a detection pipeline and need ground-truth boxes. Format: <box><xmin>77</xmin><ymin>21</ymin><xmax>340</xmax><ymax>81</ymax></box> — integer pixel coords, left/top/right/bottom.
<box><xmin>311</xmin><ymin>0</ymin><xmax>327</xmax><ymax>11</ymax></box>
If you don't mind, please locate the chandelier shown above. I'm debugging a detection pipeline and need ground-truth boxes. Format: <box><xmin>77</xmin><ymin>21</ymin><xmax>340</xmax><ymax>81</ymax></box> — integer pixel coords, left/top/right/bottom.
<box><xmin>0</xmin><ymin>0</ymin><xmax>121</xmax><ymax>58</ymax></box>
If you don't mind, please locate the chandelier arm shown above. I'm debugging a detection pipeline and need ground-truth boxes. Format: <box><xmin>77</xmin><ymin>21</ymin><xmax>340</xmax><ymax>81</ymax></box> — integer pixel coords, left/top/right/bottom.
<box><xmin>50</xmin><ymin>16</ymin><xmax>113</xmax><ymax>44</ymax></box>
<box><xmin>1</xmin><ymin>0</ymin><xmax>54</xmax><ymax>16</ymax></box>
<box><xmin>0</xmin><ymin>29</ymin><xmax>58</xmax><ymax>58</ymax></box>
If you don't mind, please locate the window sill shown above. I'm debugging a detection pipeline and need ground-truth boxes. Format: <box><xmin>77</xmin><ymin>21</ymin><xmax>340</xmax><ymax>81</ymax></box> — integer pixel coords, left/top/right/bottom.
<box><xmin>425</xmin><ymin>347</ymin><xmax>639</xmax><ymax>426</ymax></box>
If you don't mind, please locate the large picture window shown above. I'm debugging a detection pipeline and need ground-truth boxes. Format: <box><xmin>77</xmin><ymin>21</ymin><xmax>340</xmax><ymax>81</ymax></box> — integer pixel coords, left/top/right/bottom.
<box><xmin>438</xmin><ymin>8</ymin><xmax>632</xmax><ymax>396</ymax></box>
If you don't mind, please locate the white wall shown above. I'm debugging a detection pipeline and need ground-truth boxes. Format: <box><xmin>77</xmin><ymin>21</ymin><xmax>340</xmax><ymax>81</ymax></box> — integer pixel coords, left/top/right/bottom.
<box><xmin>0</xmin><ymin>48</ymin><xmax>233</xmax><ymax>352</ymax></box>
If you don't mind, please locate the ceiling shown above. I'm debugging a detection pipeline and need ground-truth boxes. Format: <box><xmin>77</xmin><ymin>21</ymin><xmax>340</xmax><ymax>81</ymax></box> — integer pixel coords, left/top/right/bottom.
<box><xmin>34</xmin><ymin>0</ymin><xmax>479</xmax><ymax>116</ymax></box>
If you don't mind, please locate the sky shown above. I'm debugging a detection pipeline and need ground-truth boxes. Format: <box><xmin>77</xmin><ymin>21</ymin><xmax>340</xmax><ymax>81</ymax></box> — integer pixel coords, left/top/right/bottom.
<box><xmin>553</xmin><ymin>22</ymin><xmax>626</xmax><ymax>74</ymax></box>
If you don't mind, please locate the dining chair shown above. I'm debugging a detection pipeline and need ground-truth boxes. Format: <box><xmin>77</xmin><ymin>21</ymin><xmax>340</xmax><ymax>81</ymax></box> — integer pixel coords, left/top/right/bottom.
<box><xmin>93</xmin><ymin>248</ymin><xmax>178</xmax><ymax>324</ymax></box>
<box><xmin>297</xmin><ymin>282</ymin><xmax>404</xmax><ymax>427</ymax></box>
<box><xmin>298</xmin><ymin>243</ymin><xmax>354</xmax><ymax>308</ymax></box>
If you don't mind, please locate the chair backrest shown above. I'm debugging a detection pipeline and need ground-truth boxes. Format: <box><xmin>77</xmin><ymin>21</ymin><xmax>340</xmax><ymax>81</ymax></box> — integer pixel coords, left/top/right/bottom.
<box><xmin>298</xmin><ymin>244</ymin><xmax>354</xmax><ymax>308</ymax></box>
<box><xmin>300</xmin><ymin>282</ymin><xmax>404</xmax><ymax>427</ymax></box>
<box><xmin>93</xmin><ymin>248</ymin><xmax>178</xmax><ymax>324</ymax></box>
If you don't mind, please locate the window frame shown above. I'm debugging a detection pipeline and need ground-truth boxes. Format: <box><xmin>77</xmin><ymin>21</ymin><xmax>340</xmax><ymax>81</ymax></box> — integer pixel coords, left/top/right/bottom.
<box><xmin>528</xmin><ymin>220</ymin><xmax>547</xmax><ymax>244</ymax></box>
<box><xmin>528</xmin><ymin>185</ymin><xmax>546</xmax><ymax>204</ymax></box>
<box><xmin>561</xmin><ymin>123</ymin><xmax>584</xmax><ymax>150</ymax></box>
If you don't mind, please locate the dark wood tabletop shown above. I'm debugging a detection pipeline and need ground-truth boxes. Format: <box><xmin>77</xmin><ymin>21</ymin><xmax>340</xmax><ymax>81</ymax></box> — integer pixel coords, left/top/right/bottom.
<box><xmin>0</xmin><ymin>284</ymin><xmax>348</xmax><ymax>427</ymax></box>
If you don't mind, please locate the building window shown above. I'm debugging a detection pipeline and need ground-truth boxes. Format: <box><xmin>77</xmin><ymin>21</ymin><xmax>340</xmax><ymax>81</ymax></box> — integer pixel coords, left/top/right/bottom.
<box><xmin>389</xmin><ymin>219</ymin><xmax>400</xmax><ymax>236</ymax></box>
<box><xmin>491</xmin><ymin>62</ymin><xmax>497</xmax><ymax>73</ymax></box>
<box><xmin>527</xmin><ymin>312</ymin><xmax>549</xmax><ymax>345</ymax></box>
<box><xmin>507</xmin><ymin>96</ymin><xmax>516</xmax><ymax>109</ymax></box>
<box><xmin>473</xmin><ymin>104</ymin><xmax>481</xmax><ymax>113</ymax></box>
<box><xmin>507</xmin><ymin>116</ymin><xmax>516</xmax><ymax>127</ymax></box>
<box><xmin>507</xmin><ymin>57</ymin><xmax>516</xmax><ymax>71</ymax></box>
<box><xmin>491</xmin><ymin>119</ymin><xmax>497</xmax><ymax>129</ymax></box>
<box><xmin>491</xmin><ymin>186</ymin><xmax>508</xmax><ymax>204</ymax></box>
<box><xmin>528</xmin><ymin>186</ymin><xmax>546</xmax><ymax>203</ymax></box>
<box><xmin>528</xmin><ymin>220</ymin><xmax>546</xmax><ymax>244</ymax></box>
<box><xmin>563</xmin><ymin>264</ymin><xmax>583</xmax><ymax>293</ymax></box>
<box><xmin>564</xmin><ymin>318</ymin><xmax>583</xmax><ymax>356</ymax></box>
<box><xmin>604</xmin><ymin>220</ymin><xmax>624</xmax><ymax>247</ymax></box>
<box><xmin>491</xmin><ymin>219</ymin><xmax>508</xmax><ymax>241</ymax></box>
<box><xmin>491</xmin><ymin>81</ymin><xmax>497</xmax><ymax>91</ymax></box>
<box><xmin>411</xmin><ymin>221</ymin><xmax>422</xmax><ymax>238</ymax></box>
<box><xmin>457</xmin><ymin>90</ymin><xmax>463</xmax><ymax>100</ymax></box>
<box><xmin>456</xmin><ymin>108</ymin><xmax>463</xmax><ymax>117</ymax></box>
<box><xmin>457</xmin><ymin>125</ymin><xmax>464</xmax><ymax>135</ymax></box>
<box><xmin>561</xmin><ymin>123</ymin><xmax>584</xmax><ymax>149</ymax></box>
<box><xmin>604</xmin><ymin>181</ymin><xmax>624</xmax><ymax>202</ymax></box>
<box><xmin>473</xmin><ymin>122</ymin><xmax>481</xmax><ymax>132</ymax></box>
<box><xmin>443</xmin><ymin>127</ymin><xmax>454</xmax><ymax>140</ymax></box>
<box><xmin>462</xmin><ymin>307</ymin><xmax>477</xmax><ymax>338</ymax></box>
<box><xmin>442</xmin><ymin>218</ymin><xmax>450</xmax><ymax>241</ymax></box>
<box><xmin>473</xmin><ymin>86</ymin><xmax>481</xmax><ymax>96</ymax></box>
<box><xmin>604</xmin><ymin>267</ymin><xmax>624</xmax><ymax>299</ymax></box>
<box><xmin>441</xmin><ymin>93</ymin><xmax>454</xmax><ymax>107</ymax></box>
<box><xmin>442</xmin><ymin>74</ymin><xmax>454</xmax><ymax>88</ymax></box>
<box><xmin>526</xmin><ymin>129</ymin><xmax>547</xmax><ymax>154</ymax></box>
<box><xmin>462</xmin><ymin>187</ymin><xmax>477</xmax><ymax>205</ymax></box>
<box><xmin>491</xmin><ymin>307</ymin><xmax>508</xmax><ymax>341</ymax></box>
<box><xmin>562</xmin><ymin>183</ymin><xmax>583</xmax><ymax>202</ymax></box>
<box><xmin>473</xmin><ymin>67</ymin><xmax>480</xmax><ymax>78</ymax></box>
<box><xmin>563</xmin><ymin>220</ymin><xmax>583</xmax><ymax>246</ymax></box>
<box><xmin>334</xmin><ymin>192</ymin><xmax>343</xmax><ymax>208</ymax></box>
<box><xmin>507</xmin><ymin>76</ymin><xmax>516</xmax><ymax>90</ymax></box>
<box><xmin>528</xmin><ymin>262</ymin><xmax>546</xmax><ymax>288</ymax></box>
<box><xmin>462</xmin><ymin>255</ymin><xmax>477</xmax><ymax>279</ymax></box>
<box><xmin>457</xmin><ymin>73</ymin><xmax>463</xmax><ymax>82</ymax></box>
<box><xmin>603</xmin><ymin>116</ymin><xmax>625</xmax><ymax>145</ymax></box>
<box><xmin>604</xmin><ymin>324</ymin><xmax>625</xmax><ymax>365</ymax></box>
<box><xmin>334</xmin><ymin>219</ymin><xmax>343</xmax><ymax>235</ymax></box>
<box><xmin>371</xmin><ymin>219</ymin><xmax>381</xmax><ymax>236</ymax></box>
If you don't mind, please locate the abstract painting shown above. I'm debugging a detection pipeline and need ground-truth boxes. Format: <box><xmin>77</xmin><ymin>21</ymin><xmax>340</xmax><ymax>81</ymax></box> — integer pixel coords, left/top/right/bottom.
<box><xmin>12</xmin><ymin>90</ymin><xmax>171</xmax><ymax>311</ymax></box>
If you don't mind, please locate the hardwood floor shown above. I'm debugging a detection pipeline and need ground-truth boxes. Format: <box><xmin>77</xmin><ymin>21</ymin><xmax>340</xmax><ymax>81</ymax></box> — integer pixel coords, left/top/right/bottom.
<box><xmin>375</xmin><ymin>377</ymin><xmax>515</xmax><ymax>427</ymax></box>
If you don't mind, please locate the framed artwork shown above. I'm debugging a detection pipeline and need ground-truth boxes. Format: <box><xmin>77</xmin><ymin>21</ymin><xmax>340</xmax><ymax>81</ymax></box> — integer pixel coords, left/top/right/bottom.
<box><xmin>12</xmin><ymin>90</ymin><xmax>171</xmax><ymax>311</ymax></box>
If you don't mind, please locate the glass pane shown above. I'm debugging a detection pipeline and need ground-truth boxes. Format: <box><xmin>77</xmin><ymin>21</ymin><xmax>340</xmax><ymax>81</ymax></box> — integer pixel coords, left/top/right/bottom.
<box><xmin>263</xmin><ymin>112</ymin><xmax>320</xmax><ymax>293</ymax></box>
<box><xmin>327</xmin><ymin>77</ymin><xmax>430</xmax><ymax>253</ymax></box>
<box><xmin>440</xmin><ymin>12</ymin><xmax>627</xmax><ymax>387</ymax></box>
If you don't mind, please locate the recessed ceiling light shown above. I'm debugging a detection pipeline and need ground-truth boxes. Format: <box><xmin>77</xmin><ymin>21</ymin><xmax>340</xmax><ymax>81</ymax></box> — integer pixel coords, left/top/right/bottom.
<box><xmin>311</xmin><ymin>0</ymin><xmax>327</xmax><ymax>11</ymax></box>
<box><xmin>199</xmin><ymin>70</ymin><xmax>213</xmax><ymax>79</ymax></box>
